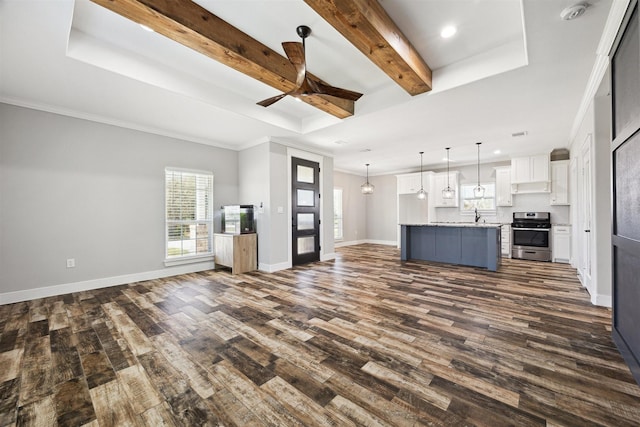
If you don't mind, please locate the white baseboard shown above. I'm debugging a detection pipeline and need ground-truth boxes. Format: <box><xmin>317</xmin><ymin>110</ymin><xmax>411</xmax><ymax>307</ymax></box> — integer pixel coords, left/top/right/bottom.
<box><xmin>335</xmin><ymin>239</ymin><xmax>397</xmax><ymax>248</ymax></box>
<box><xmin>335</xmin><ymin>239</ymin><xmax>367</xmax><ymax>248</ymax></box>
<box><xmin>0</xmin><ymin>261</ymin><xmax>214</xmax><ymax>305</ymax></box>
<box><xmin>592</xmin><ymin>294</ymin><xmax>612</xmax><ymax>308</ymax></box>
<box><xmin>258</xmin><ymin>261</ymin><xmax>290</xmax><ymax>273</ymax></box>
<box><xmin>366</xmin><ymin>239</ymin><xmax>397</xmax><ymax>246</ymax></box>
<box><xmin>321</xmin><ymin>253</ymin><xmax>336</xmax><ymax>261</ymax></box>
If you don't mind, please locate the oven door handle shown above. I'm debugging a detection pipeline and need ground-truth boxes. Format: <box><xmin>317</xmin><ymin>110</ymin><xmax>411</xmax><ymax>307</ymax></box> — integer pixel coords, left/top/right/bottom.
<box><xmin>513</xmin><ymin>227</ymin><xmax>550</xmax><ymax>231</ymax></box>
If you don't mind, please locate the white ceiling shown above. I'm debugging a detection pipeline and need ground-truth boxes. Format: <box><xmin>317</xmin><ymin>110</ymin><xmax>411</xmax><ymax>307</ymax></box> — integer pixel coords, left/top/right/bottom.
<box><xmin>0</xmin><ymin>0</ymin><xmax>613</xmax><ymax>175</ymax></box>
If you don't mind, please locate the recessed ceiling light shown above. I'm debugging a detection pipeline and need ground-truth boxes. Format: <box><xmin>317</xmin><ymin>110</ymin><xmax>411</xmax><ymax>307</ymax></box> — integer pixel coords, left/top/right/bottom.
<box><xmin>440</xmin><ymin>25</ymin><xmax>457</xmax><ymax>39</ymax></box>
<box><xmin>494</xmin><ymin>149</ymin><xmax>501</xmax><ymax>155</ymax></box>
<box><xmin>140</xmin><ymin>24</ymin><xmax>154</xmax><ymax>32</ymax></box>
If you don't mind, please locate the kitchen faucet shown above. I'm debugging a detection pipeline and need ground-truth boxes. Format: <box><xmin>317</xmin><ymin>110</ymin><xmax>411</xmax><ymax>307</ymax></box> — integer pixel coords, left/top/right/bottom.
<box><xmin>474</xmin><ymin>208</ymin><xmax>481</xmax><ymax>223</ymax></box>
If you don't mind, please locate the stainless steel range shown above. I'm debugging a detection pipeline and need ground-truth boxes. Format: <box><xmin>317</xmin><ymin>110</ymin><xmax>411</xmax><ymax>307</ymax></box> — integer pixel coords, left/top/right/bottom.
<box><xmin>511</xmin><ymin>212</ymin><xmax>551</xmax><ymax>261</ymax></box>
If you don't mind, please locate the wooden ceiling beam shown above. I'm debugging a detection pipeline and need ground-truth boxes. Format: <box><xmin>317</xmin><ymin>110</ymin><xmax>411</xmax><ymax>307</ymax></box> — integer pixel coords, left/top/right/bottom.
<box><xmin>303</xmin><ymin>0</ymin><xmax>432</xmax><ymax>96</ymax></box>
<box><xmin>90</xmin><ymin>0</ymin><xmax>355</xmax><ymax>118</ymax></box>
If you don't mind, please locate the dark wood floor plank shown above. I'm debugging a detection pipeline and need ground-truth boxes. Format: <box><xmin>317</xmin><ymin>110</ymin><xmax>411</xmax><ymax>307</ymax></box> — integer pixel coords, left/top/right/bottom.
<box><xmin>1</xmin><ymin>244</ymin><xmax>639</xmax><ymax>426</ymax></box>
<box><xmin>0</xmin><ymin>378</ymin><xmax>20</xmax><ymax>426</ymax></box>
<box><xmin>53</xmin><ymin>377</ymin><xmax>96</xmax><ymax>427</ymax></box>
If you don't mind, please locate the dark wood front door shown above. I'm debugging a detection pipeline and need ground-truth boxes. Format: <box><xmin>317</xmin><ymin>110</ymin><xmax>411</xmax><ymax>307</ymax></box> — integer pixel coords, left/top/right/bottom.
<box><xmin>291</xmin><ymin>157</ymin><xmax>320</xmax><ymax>266</ymax></box>
<box><xmin>611</xmin><ymin>3</ymin><xmax>640</xmax><ymax>385</ymax></box>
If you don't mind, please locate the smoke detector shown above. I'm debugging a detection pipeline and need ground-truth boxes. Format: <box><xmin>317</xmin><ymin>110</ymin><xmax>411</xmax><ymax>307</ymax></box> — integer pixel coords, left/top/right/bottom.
<box><xmin>560</xmin><ymin>2</ymin><xmax>589</xmax><ymax>20</ymax></box>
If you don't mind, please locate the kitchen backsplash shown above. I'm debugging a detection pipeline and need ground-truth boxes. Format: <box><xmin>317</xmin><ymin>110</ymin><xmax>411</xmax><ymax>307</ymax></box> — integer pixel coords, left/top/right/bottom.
<box><xmin>435</xmin><ymin>192</ymin><xmax>571</xmax><ymax>224</ymax></box>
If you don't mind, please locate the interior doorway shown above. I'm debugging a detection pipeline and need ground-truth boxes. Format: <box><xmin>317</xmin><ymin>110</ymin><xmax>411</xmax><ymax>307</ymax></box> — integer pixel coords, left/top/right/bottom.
<box><xmin>291</xmin><ymin>157</ymin><xmax>320</xmax><ymax>265</ymax></box>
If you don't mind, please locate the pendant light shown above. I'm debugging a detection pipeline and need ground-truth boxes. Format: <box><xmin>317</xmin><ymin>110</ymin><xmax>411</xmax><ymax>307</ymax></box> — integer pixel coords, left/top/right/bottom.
<box><xmin>473</xmin><ymin>142</ymin><xmax>485</xmax><ymax>198</ymax></box>
<box><xmin>442</xmin><ymin>147</ymin><xmax>455</xmax><ymax>199</ymax></box>
<box><xmin>417</xmin><ymin>151</ymin><xmax>427</xmax><ymax>199</ymax></box>
<box><xmin>361</xmin><ymin>163</ymin><xmax>374</xmax><ymax>194</ymax></box>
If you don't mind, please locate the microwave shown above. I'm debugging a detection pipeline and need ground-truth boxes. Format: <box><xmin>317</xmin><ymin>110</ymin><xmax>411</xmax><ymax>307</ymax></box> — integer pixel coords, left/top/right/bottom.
<box><xmin>221</xmin><ymin>205</ymin><xmax>255</xmax><ymax>234</ymax></box>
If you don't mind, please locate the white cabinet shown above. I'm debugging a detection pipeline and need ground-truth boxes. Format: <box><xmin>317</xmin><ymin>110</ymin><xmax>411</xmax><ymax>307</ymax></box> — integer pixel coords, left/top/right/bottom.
<box><xmin>433</xmin><ymin>171</ymin><xmax>459</xmax><ymax>207</ymax></box>
<box><xmin>550</xmin><ymin>160</ymin><xmax>570</xmax><ymax>205</ymax></box>
<box><xmin>511</xmin><ymin>154</ymin><xmax>550</xmax><ymax>184</ymax></box>
<box><xmin>510</xmin><ymin>157</ymin><xmax>531</xmax><ymax>184</ymax></box>
<box><xmin>552</xmin><ymin>225</ymin><xmax>571</xmax><ymax>263</ymax></box>
<box><xmin>495</xmin><ymin>166</ymin><xmax>512</xmax><ymax>207</ymax></box>
<box><xmin>511</xmin><ymin>154</ymin><xmax>550</xmax><ymax>193</ymax></box>
<box><xmin>531</xmin><ymin>154</ymin><xmax>550</xmax><ymax>182</ymax></box>
<box><xmin>397</xmin><ymin>173</ymin><xmax>423</xmax><ymax>194</ymax></box>
<box><xmin>501</xmin><ymin>224</ymin><xmax>511</xmax><ymax>258</ymax></box>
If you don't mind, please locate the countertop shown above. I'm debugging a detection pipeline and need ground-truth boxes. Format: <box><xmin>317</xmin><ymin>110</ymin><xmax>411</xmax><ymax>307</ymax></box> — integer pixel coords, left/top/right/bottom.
<box><xmin>400</xmin><ymin>222</ymin><xmax>502</xmax><ymax>228</ymax></box>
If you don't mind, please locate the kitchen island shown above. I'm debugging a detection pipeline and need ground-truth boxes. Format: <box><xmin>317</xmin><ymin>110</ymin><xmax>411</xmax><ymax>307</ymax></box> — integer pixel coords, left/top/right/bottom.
<box><xmin>400</xmin><ymin>223</ymin><xmax>501</xmax><ymax>271</ymax></box>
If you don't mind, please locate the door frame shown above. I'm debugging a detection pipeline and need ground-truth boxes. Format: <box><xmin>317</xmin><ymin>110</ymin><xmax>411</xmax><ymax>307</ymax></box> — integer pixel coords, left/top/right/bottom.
<box><xmin>578</xmin><ymin>133</ymin><xmax>593</xmax><ymax>293</ymax></box>
<box><xmin>287</xmin><ymin>148</ymin><xmax>325</xmax><ymax>268</ymax></box>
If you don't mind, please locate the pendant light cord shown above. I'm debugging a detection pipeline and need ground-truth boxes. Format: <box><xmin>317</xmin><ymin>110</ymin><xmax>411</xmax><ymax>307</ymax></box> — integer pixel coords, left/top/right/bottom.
<box><xmin>446</xmin><ymin>148</ymin><xmax>450</xmax><ymax>188</ymax></box>
<box><xmin>476</xmin><ymin>142</ymin><xmax>481</xmax><ymax>188</ymax></box>
<box><xmin>419</xmin><ymin>152</ymin><xmax>424</xmax><ymax>189</ymax></box>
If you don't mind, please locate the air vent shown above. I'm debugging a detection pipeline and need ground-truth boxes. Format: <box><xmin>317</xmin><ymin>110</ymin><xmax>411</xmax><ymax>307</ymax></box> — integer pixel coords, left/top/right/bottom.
<box><xmin>561</xmin><ymin>3</ymin><xmax>589</xmax><ymax>21</ymax></box>
<box><xmin>511</xmin><ymin>131</ymin><xmax>528</xmax><ymax>137</ymax></box>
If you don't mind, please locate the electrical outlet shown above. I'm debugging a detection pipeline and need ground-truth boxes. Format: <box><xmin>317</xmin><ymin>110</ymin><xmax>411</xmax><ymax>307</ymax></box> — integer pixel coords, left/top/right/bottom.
<box><xmin>66</xmin><ymin>258</ymin><xmax>75</xmax><ymax>268</ymax></box>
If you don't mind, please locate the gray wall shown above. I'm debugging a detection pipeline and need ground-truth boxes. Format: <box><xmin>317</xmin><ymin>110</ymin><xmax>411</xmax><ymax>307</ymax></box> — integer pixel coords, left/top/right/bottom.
<box><xmin>333</xmin><ymin>171</ymin><xmax>368</xmax><ymax>244</ymax></box>
<box><xmin>268</xmin><ymin>143</ymin><xmax>289</xmax><ymax>265</ymax></box>
<box><xmin>365</xmin><ymin>174</ymin><xmax>398</xmax><ymax>243</ymax></box>
<box><xmin>238</xmin><ymin>143</ymin><xmax>271</xmax><ymax>265</ymax></box>
<box><xmin>0</xmin><ymin>103</ymin><xmax>238</xmax><ymax>294</ymax></box>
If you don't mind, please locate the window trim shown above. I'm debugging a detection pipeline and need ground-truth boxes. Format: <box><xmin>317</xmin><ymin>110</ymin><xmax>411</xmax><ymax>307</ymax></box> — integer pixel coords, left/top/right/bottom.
<box><xmin>164</xmin><ymin>167</ymin><xmax>214</xmax><ymax>266</ymax></box>
<box><xmin>459</xmin><ymin>182</ymin><xmax>497</xmax><ymax>215</ymax></box>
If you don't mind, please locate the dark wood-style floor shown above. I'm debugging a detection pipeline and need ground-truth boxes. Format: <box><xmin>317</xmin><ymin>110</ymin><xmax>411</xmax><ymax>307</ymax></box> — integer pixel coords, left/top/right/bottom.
<box><xmin>1</xmin><ymin>244</ymin><xmax>639</xmax><ymax>426</ymax></box>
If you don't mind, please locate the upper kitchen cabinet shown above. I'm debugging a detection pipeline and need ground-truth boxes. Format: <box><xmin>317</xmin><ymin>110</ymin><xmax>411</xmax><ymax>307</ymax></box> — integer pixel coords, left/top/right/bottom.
<box><xmin>397</xmin><ymin>173</ymin><xmax>423</xmax><ymax>194</ymax></box>
<box><xmin>550</xmin><ymin>160</ymin><xmax>570</xmax><ymax>205</ymax></box>
<box><xmin>511</xmin><ymin>154</ymin><xmax>549</xmax><ymax>183</ymax></box>
<box><xmin>495</xmin><ymin>166</ymin><xmax>512</xmax><ymax>207</ymax></box>
<box><xmin>433</xmin><ymin>171</ymin><xmax>459</xmax><ymax>207</ymax></box>
<box><xmin>511</xmin><ymin>153</ymin><xmax>550</xmax><ymax>193</ymax></box>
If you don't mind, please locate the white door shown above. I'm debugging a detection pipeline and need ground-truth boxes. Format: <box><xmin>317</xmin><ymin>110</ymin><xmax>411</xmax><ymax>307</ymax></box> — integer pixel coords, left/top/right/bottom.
<box><xmin>580</xmin><ymin>136</ymin><xmax>592</xmax><ymax>291</ymax></box>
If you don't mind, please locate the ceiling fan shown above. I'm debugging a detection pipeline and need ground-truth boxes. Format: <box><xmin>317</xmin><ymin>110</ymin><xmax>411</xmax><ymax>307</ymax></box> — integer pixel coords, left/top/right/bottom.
<box><xmin>257</xmin><ymin>25</ymin><xmax>363</xmax><ymax>108</ymax></box>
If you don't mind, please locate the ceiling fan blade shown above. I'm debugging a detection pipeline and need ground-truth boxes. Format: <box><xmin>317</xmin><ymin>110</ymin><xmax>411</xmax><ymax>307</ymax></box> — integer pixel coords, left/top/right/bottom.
<box><xmin>312</xmin><ymin>80</ymin><xmax>363</xmax><ymax>101</ymax></box>
<box><xmin>282</xmin><ymin>41</ymin><xmax>305</xmax><ymax>65</ymax></box>
<box><xmin>282</xmin><ymin>42</ymin><xmax>306</xmax><ymax>88</ymax></box>
<box><xmin>257</xmin><ymin>92</ymin><xmax>288</xmax><ymax>107</ymax></box>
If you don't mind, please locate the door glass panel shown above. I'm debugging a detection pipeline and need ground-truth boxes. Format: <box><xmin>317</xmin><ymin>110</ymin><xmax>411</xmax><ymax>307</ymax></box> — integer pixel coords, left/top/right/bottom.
<box><xmin>297</xmin><ymin>236</ymin><xmax>315</xmax><ymax>254</ymax></box>
<box><xmin>297</xmin><ymin>165</ymin><xmax>314</xmax><ymax>183</ymax></box>
<box><xmin>297</xmin><ymin>213</ymin><xmax>315</xmax><ymax>230</ymax></box>
<box><xmin>297</xmin><ymin>189</ymin><xmax>315</xmax><ymax>207</ymax></box>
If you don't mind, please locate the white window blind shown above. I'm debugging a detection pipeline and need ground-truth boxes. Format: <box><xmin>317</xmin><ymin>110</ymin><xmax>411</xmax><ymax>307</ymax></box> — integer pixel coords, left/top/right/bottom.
<box><xmin>334</xmin><ymin>188</ymin><xmax>343</xmax><ymax>240</ymax></box>
<box><xmin>165</xmin><ymin>169</ymin><xmax>213</xmax><ymax>259</ymax></box>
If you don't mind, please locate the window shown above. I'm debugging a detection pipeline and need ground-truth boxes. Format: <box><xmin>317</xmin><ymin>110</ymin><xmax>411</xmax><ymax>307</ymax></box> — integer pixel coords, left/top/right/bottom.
<box><xmin>333</xmin><ymin>188</ymin><xmax>343</xmax><ymax>240</ymax></box>
<box><xmin>460</xmin><ymin>182</ymin><xmax>496</xmax><ymax>213</ymax></box>
<box><xmin>165</xmin><ymin>168</ymin><xmax>213</xmax><ymax>260</ymax></box>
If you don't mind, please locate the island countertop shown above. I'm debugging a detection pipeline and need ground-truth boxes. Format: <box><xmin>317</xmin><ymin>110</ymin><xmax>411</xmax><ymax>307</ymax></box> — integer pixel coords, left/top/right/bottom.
<box><xmin>399</xmin><ymin>222</ymin><xmax>504</xmax><ymax>228</ymax></box>
<box><xmin>400</xmin><ymin>223</ymin><xmax>501</xmax><ymax>271</ymax></box>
